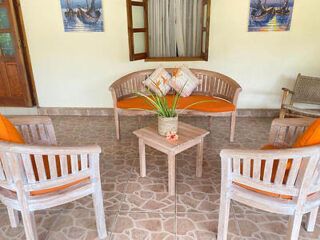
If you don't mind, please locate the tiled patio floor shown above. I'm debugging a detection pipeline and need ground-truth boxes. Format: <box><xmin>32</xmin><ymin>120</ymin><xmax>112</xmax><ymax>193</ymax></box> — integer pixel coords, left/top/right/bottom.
<box><xmin>1</xmin><ymin>116</ymin><xmax>320</xmax><ymax>239</ymax></box>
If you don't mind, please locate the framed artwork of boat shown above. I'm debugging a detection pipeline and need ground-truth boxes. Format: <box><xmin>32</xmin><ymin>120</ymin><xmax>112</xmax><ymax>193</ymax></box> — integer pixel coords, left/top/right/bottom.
<box><xmin>248</xmin><ymin>0</ymin><xmax>295</xmax><ymax>32</ymax></box>
<box><xmin>60</xmin><ymin>0</ymin><xmax>104</xmax><ymax>32</ymax></box>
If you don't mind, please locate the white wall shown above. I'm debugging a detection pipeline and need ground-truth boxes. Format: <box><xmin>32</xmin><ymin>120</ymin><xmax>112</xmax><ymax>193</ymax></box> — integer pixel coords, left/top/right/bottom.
<box><xmin>20</xmin><ymin>0</ymin><xmax>320</xmax><ymax>109</ymax></box>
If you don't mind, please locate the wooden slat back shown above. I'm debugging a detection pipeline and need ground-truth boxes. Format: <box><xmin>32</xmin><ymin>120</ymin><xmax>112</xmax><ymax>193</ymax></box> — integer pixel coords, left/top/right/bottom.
<box><xmin>0</xmin><ymin>152</ymin><xmax>13</xmax><ymax>185</ymax></box>
<box><xmin>111</xmin><ymin>68</ymin><xmax>241</xmax><ymax>104</ymax></box>
<box><xmin>309</xmin><ymin>156</ymin><xmax>320</xmax><ymax>190</ymax></box>
<box><xmin>269</xmin><ymin>118</ymin><xmax>314</xmax><ymax>147</ymax></box>
<box><xmin>2</xmin><ymin>151</ymin><xmax>98</xmax><ymax>192</ymax></box>
<box><xmin>225</xmin><ymin>148</ymin><xmax>319</xmax><ymax>198</ymax></box>
<box><xmin>9</xmin><ymin>116</ymin><xmax>57</xmax><ymax>145</ymax></box>
<box><xmin>292</xmin><ymin>74</ymin><xmax>320</xmax><ymax>105</ymax></box>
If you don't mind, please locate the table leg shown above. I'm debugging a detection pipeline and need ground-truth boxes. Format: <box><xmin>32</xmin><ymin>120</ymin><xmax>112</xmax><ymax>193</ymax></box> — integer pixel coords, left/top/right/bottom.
<box><xmin>196</xmin><ymin>138</ymin><xmax>204</xmax><ymax>178</ymax></box>
<box><xmin>168</xmin><ymin>153</ymin><xmax>175</xmax><ymax>195</ymax></box>
<box><xmin>139</xmin><ymin>138</ymin><xmax>146</xmax><ymax>177</ymax></box>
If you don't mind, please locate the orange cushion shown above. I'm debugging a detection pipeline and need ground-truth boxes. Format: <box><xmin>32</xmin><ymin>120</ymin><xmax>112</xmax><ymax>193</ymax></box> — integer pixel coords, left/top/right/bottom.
<box><xmin>29</xmin><ymin>155</ymin><xmax>86</xmax><ymax>196</ymax></box>
<box><xmin>117</xmin><ymin>95</ymin><xmax>235</xmax><ymax>113</ymax></box>
<box><xmin>293</xmin><ymin>118</ymin><xmax>320</xmax><ymax>148</ymax></box>
<box><xmin>0</xmin><ymin>114</ymin><xmax>24</xmax><ymax>143</ymax></box>
<box><xmin>30</xmin><ymin>177</ymin><xmax>89</xmax><ymax>195</ymax></box>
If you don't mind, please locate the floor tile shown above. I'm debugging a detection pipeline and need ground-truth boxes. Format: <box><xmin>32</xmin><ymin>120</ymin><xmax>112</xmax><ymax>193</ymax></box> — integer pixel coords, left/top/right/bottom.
<box><xmin>120</xmin><ymin>177</ymin><xmax>175</xmax><ymax>213</ymax></box>
<box><xmin>0</xmin><ymin>210</ymin><xmax>61</xmax><ymax>240</ymax></box>
<box><xmin>111</xmin><ymin>212</ymin><xmax>175</xmax><ymax>240</ymax></box>
<box><xmin>176</xmin><ymin>213</ymin><xmax>240</xmax><ymax>240</ymax></box>
<box><xmin>46</xmin><ymin>209</ymin><xmax>115</xmax><ymax>240</ymax></box>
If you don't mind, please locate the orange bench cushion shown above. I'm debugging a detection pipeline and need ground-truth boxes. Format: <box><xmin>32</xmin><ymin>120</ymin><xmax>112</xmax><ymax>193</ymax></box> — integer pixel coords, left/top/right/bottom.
<box><xmin>117</xmin><ymin>95</ymin><xmax>235</xmax><ymax>113</ymax></box>
<box><xmin>0</xmin><ymin>114</ymin><xmax>87</xmax><ymax>196</ymax></box>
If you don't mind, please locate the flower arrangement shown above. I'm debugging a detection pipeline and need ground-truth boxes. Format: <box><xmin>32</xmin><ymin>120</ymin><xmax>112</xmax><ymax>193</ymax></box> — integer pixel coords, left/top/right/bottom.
<box><xmin>130</xmin><ymin>80</ymin><xmax>216</xmax><ymax>136</ymax></box>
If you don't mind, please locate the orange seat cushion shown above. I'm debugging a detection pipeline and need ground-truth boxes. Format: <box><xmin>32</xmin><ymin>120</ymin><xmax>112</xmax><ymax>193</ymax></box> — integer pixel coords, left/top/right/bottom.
<box><xmin>117</xmin><ymin>95</ymin><xmax>235</xmax><ymax>113</ymax></box>
<box><xmin>0</xmin><ymin>114</ymin><xmax>24</xmax><ymax>143</ymax></box>
<box><xmin>0</xmin><ymin>114</ymin><xmax>87</xmax><ymax>195</ymax></box>
<box><xmin>293</xmin><ymin>118</ymin><xmax>320</xmax><ymax>148</ymax></box>
<box><xmin>29</xmin><ymin>155</ymin><xmax>88</xmax><ymax>196</ymax></box>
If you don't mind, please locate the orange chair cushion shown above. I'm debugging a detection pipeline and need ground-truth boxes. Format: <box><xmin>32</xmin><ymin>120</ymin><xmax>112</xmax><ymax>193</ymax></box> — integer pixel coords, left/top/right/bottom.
<box><xmin>293</xmin><ymin>118</ymin><xmax>320</xmax><ymax>148</ymax></box>
<box><xmin>234</xmin><ymin>145</ymin><xmax>293</xmax><ymax>199</ymax></box>
<box><xmin>117</xmin><ymin>95</ymin><xmax>235</xmax><ymax>113</ymax></box>
<box><xmin>0</xmin><ymin>114</ymin><xmax>24</xmax><ymax>143</ymax></box>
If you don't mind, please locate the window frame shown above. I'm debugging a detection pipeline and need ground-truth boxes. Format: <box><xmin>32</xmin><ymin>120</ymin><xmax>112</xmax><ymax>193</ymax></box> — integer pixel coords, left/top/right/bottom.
<box><xmin>126</xmin><ymin>0</ymin><xmax>211</xmax><ymax>62</ymax></box>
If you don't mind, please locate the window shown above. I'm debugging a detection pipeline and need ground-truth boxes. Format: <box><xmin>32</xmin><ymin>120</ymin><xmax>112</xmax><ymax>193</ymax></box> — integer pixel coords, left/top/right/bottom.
<box><xmin>126</xmin><ymin>0</ymin><xmax>211</xmax><ymax>61</ymax></box>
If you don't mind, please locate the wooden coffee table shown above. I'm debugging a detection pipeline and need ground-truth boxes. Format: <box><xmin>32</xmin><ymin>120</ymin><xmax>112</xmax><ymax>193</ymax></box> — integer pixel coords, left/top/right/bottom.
<box><xmin>133</xmin><ymin>122</ymin><xmax>209</xmax><ymax>195</ymax></box>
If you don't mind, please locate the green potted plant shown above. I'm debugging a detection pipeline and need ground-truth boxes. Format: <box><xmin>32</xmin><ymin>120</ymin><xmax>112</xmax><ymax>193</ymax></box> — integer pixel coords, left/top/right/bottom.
<box><xmin>131</xmin><ymin>83</ymin><xmax>214</xmax><ymax>136</ymax></box>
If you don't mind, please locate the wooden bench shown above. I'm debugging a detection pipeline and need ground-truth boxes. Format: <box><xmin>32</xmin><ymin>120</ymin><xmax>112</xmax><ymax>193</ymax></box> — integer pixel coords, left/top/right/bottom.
<box><xmin>109</xmin><ymin>69</ymin><xmax>242</xmax><ymax>142</ymax></box>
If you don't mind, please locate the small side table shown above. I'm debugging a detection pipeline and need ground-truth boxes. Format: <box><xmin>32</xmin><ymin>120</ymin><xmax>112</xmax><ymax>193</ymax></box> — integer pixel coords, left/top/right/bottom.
<box><xmin>133</xmin><ymin>122</ymin><xmax>209</xmax><ymax>195</ymax></box>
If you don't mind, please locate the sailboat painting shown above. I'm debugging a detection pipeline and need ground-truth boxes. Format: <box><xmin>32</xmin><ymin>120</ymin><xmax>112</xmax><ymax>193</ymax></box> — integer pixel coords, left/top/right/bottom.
<box><xmin>60</xmin><ymin>0</ymin><xmax>104</xmax><ymax>32</ymax></box>
<box><xmin>248</xmin><ymin>0</ymin><xmax>295</xmax><ymax>32</ymax></box>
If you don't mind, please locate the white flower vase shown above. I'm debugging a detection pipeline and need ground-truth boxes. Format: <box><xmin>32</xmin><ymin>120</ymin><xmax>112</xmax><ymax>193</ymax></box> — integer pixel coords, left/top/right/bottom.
<box><xmin>158</xmin><ymin>116</ymin><xmax>178</xmax><ymax>136</ymax></box>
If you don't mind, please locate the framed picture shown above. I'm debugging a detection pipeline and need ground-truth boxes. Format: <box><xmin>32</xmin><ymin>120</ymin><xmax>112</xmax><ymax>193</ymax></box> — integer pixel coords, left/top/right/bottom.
<box><xmin>60</xmin><ymin>0</ymin><xmax>104</xmax><ymax>32</ymax></box>
<box><xmin>248</xmin><ymin>0</ymin><xmax>295</xmax><ymax>32</ymax></box>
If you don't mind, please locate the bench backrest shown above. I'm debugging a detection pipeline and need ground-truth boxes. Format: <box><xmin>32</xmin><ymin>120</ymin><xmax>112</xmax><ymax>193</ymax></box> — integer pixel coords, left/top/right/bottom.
<box><xmin>110</xmin><ymin>68</ymin><xmax>242</xmax><ymax>104</ymax></box>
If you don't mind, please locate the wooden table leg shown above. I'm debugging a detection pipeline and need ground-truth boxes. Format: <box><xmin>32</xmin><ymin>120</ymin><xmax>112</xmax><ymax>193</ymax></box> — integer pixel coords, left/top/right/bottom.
<box><xmin>196</xmin><ymin>138</ymin><xmax>204</xmax><ymax>178</ymax></box>
<box><xmin>168</xmin><ymin>153</ymin><xmax>175</xmax><ymax>195</ymax></box>
<box><xmin>139</xmin><ymin>138</ymin><xmax>146</xmax><ymax>177</ymax></box>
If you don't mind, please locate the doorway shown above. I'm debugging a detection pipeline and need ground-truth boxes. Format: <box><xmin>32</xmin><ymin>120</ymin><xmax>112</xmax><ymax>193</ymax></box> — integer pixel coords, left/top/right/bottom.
<box><xmin>0</xmin><ymin>0</ymin><xmax>37</xmax><ymax>107</ymax></box>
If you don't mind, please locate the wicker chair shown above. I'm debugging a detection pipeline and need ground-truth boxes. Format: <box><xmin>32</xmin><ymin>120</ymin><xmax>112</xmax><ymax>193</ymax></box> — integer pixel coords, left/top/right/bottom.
<box><xmin>218</xmin><ymin>117</ymin><xmax>320</xmax><ymax>240</ymax></box>
<box><xmin>0</xmin><ymin>116</ymin><xmax>107</xmax><ymax>240</ymax></box>
<box><xmin>280</xmin><ymin>73</ymin><xmax>320</xmax><ymax>118</ymax></box>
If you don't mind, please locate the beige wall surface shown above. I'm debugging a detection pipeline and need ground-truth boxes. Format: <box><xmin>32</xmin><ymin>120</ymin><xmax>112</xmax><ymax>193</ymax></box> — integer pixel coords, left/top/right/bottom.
<box><xmin>20</xmin><ymin>0</ymin><xmax>320</xmax><ymax>108</ymax></box>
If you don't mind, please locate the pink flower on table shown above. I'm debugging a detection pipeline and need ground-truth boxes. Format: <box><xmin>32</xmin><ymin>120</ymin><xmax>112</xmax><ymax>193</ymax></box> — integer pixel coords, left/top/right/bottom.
<box><xmin>166</xmin><ymin>131</ymin><xmax>179</xmax><ymax>142</ymax></box>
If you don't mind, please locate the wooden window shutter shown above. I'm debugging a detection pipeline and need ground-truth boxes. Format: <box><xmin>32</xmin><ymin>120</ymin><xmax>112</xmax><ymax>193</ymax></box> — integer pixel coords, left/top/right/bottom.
<box><xmin>126</xmin><ymin>0</ymin><xmax>149</xmax><ymax>61</ymax></box>
<box><xmin>200</xmin><ymin>0</ymin><xmax>211</xmax><ymax>61</ymax></box>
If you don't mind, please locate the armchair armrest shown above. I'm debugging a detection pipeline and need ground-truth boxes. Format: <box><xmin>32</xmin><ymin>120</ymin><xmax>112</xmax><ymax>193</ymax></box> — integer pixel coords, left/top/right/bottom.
<box><xmin>280</xmin><ymin>88</ymin><xmax>295</xmax><ymax>111</ymax></box>
<box><xmin>281</xmin><ymin>88</ymin><xmax>294</xmax><ymax>95</ymax></box>
<box><xmin>4</xmin><ymin>142</ymin><xmax>101</xmax><ymax>155</ymax></box>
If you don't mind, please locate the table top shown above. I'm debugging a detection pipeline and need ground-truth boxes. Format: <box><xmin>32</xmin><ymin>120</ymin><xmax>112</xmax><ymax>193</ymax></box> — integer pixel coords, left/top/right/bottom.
<box><xmin>133</xmin><ymin>122</ymin><xmax>209</xmax><ymax>154</ymax></box>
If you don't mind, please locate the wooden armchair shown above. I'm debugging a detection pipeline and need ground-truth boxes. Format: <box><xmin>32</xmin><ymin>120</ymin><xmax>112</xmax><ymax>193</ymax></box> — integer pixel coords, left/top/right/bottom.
<box><xmin>0</xmin><ymin>116</ymin><xmax>107</xmax><ymax>240</ymax></box>
<box><xmin>218</xmin><ymin>118</ymin><xmax>320</xmax><ymax>240</ymax></box>
<box><xmin>280</xmin><ymin>73</ymin><xmax>320</xmax><ymax>118</ymax></box>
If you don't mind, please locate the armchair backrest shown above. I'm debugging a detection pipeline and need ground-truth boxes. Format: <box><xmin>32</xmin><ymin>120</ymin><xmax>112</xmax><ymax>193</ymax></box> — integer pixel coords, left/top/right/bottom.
<box><xmin>268</xmin><ymin>118</ymin><xmax>314</xmax><ymax>148</ymax></box>
<box><xmin>9</xmin><ymin>116</ymin><xmax>57</xmax><ymax>145</ymax></box>
<box><xmin>221</xmin><ymin>146</ymin><xmax>320</xmax><ymax>199</ymax></box>
<box><xmin>221</xmin><ymin>118</ymin><xmax>320</xmax><ymax>201</ymax></box>
<box><xmin>0</xmin><ymin>116</ymin><xmax>101</xmax><ymax>195</ymax></box>
<box><xmin>292</xmin><ymin>74</ymin><xmax>320</xmax><ymax>105</ymax></box>
<box><xmin>0</xmin><ymin>141</ymin><xmax>101</xmax><ymax>194</ymax></box>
